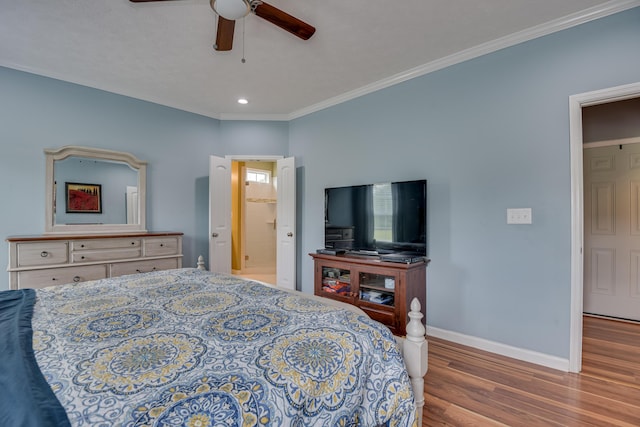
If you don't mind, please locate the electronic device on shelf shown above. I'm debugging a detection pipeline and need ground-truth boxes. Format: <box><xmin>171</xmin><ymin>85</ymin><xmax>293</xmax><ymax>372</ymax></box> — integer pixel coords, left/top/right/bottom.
<box><xmin>316</xmin><ymin>248</ymin><xmax>346</xmax><ymax>255</ymax></box>
<box><xmin>379</xmin><ymin>253</ymin><xmax>426</xmax><ymax>264</ymax></box>
<box><xmin>324</xmin><ymin>179</ymin><xmax>427</xmax><ymax>257</ymax></box>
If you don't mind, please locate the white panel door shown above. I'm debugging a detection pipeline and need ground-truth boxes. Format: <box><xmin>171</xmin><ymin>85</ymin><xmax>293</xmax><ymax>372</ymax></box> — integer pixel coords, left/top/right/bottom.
<box><xmin>276</xmin><ymin>157</ymin><xmax>296</xmax><ymax>290</ymax></box>
<box><xmin>209</xmin><ymin>156</ymin><xmax>232</xmax><ymax>274</ymax></box>
<box><xmin>584</xmin><ymin>144</ymin><xmax>640</xmax><ymax>320</ymax></box>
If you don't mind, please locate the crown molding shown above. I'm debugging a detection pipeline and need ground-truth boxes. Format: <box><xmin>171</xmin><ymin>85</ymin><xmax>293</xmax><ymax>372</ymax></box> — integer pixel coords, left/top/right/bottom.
<box><xmin>3</xmin><ymin>0</ymin><xmax>638</xmax><ymax>122</ymax></box>
<box><xmin>218</xmin><ymin>112</ymin><xmax>290</xmax><ymax>121</ymax></box>
<box><xmin>288</xmin><ymin>0</ymin><xmax>640</xmax><ymax>121</ymax></box>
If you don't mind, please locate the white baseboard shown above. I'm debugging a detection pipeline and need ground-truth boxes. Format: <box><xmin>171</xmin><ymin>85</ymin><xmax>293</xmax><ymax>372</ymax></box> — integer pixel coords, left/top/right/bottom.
<box><xmin>426</xmin><ymin>326</ymin><xmax>569</xmax><ymax>372</ymax></box>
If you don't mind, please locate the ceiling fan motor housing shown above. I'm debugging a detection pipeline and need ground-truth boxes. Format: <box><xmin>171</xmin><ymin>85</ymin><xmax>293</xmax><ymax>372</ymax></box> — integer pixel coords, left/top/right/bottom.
<box><xmin>211</xmin><ymin>0</ymin><xmax>250</xmax><ymax>20</ymax></box>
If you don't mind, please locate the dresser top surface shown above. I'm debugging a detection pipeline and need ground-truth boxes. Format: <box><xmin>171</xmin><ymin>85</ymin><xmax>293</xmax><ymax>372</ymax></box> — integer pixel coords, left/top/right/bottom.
<box><xmin>6</xmin><ymin>232</ymin><xmax>183</xmax><ymax>242</ymax></box>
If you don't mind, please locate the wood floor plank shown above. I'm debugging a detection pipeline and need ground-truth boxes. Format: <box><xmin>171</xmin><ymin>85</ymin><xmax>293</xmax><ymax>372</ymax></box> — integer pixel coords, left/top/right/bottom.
<box><xmin>422</xmin><ymin>316</ymin><xmax>640</xmax><ymax>426</ymax></box>
<box><xmin>425</xmin><ymin>394</ymin><xmax>511</xmax><ymax>427</ymax></box>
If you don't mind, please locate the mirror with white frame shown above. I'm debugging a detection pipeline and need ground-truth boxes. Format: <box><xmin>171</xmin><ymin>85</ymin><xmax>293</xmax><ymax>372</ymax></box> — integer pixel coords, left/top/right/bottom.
<box><xmin>45</xmin><ymin>146</ymin><xmax>147</xmax><ymax>234</ymax></box>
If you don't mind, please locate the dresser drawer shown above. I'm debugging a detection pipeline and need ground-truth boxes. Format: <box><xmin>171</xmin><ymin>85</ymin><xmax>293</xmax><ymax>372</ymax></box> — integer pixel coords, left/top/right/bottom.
<box><xmin>8</xmin><ymin>232</ymin><xmax>184</xmax><ymax>290</ymax></box>
<box><xmin>71</xmin><ymin>238</ymin><xmax>141</xmax><ymax>251</ymax></box>
<box><xmin>16</xmin><ymin>242</ymin><xmax>69</xmax><ymax>267</ymax></box>
<box><xmin>110</xmin><ymin>258</ymin><xmax>180</xmax><ymax>277</ymax></box>
<box><xmin>16</xmin><ymin>265</ymin><xmax>108</xmax><ymax>289</ymax></box>
<box><xmin>71</xmin><ymin>248</ymin><xmax>142</xmax><ymax>263</ymax></box>
<box><xmin>144</xmin><ymin>237</ymin><xmax>180</xmax><ymax>256</ymax></box>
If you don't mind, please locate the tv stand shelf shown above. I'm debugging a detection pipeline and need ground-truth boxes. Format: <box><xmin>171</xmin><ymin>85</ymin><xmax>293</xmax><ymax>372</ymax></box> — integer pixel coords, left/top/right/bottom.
<box><xmin>310</xmin><ymin>253</ymin><xmax>427</xmax><ymax>335</ymax></box>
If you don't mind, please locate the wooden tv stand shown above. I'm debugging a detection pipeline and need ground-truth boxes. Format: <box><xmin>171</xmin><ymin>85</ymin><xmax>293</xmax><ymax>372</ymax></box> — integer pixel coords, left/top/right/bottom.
<box><xmin>310</xmin><ymin>253</ymin><xmax>427</xmax><ymax>335</ymax></box>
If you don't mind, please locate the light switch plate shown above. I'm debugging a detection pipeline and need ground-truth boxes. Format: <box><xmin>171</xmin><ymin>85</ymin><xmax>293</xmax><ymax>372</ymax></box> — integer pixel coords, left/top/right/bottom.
<box><xmin>507</xmin><ymin>208</ymin><xmax>532</xmax><ymax>224</ymax></box>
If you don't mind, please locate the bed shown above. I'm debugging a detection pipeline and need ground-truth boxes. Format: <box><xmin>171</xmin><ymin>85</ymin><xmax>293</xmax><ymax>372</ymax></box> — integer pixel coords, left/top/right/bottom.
<box><xmin>1</xmin><ymin>267</ymin><xmax>427</xmax><ymax>426</ymax></box>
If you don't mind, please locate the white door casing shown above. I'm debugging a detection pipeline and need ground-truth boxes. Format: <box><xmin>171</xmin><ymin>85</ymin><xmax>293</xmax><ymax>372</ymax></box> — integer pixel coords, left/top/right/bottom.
<box><xmin>276</xmin><ymin>157</ymin><xmax>296</xmax><ymax>290</ymax></box>
<box><xmin>583</xmin><ymin>143</ymin><xmax>640</xmax><ymax>321</ymax></box>
<box><xmin>209</xmin><ymin>156</ymin><xmax>232</xmax><ymax>274</ymax></box>
<box><xmin>569</xmin><ymin>81</ymin><xmax>640</xmax><ymax>373</ymax></box>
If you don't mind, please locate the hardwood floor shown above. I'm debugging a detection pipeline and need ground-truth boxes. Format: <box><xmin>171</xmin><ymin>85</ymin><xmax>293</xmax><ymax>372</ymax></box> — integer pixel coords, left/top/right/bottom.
<box><xmin>423</xmin><ymin>316</ymin><xmax>640</xmax><ymax>426</ymax></box>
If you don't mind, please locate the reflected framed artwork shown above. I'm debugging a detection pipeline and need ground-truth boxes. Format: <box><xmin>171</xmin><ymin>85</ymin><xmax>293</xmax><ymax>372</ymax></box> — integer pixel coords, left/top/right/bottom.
<box><xmin>66</xmin><ymin>182</ymin><xmax>102</xmax><ymax>213</ymax></box>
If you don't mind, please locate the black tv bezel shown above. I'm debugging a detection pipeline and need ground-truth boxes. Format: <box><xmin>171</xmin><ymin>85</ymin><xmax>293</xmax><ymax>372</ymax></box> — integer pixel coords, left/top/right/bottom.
<box><xmin>323</xmin><ymin>179</ymin><xmax>427</xmax><ymax>256</ymax></box>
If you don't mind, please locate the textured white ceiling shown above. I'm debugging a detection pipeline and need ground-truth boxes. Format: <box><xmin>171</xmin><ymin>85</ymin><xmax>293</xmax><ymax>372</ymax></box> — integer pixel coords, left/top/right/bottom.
<box><xmin>0</xmin><ymin>0</ymin><xmax>636</xmax><ymax>120</ymax></box>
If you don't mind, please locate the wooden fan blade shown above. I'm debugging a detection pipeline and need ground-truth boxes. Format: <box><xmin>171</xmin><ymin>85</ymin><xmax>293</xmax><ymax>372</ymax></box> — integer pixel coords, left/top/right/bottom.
<box><xmin>215</xmin><ymin>16</ymin><xmax>235</xmax><ymax>51</ymax></box>
<box><xmin>253</xmin><ymin>2</ymin><xmax>315</xmax><ymax>40</ymax></box>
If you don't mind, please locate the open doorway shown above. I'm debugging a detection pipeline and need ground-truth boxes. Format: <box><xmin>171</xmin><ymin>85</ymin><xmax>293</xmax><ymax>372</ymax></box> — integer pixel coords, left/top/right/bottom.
<box><xmin>231</xmin><ymin>160</ymin><xmax>277</xmax><ymax>285</ymax></box>
<box><xmin>582</xmin><ymin>98</ymin><xmax>640</xmax><ymax>321</ymax></box>
<box><xmin>209</xmin><ymin>155</ymin><xmax>296</xmax><ymax>289</ymax></box>
<box><xmin>569</xmin><ymin>82</ymin><xmax>640</xmax><ymax>372</ymax></box>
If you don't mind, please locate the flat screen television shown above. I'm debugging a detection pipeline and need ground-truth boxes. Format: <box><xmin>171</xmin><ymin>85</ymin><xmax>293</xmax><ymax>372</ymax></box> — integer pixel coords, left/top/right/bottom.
<box><xmin>324</xmin><ymin>179</ymin><xmax>427</xmax><ymax>256</ymax></box>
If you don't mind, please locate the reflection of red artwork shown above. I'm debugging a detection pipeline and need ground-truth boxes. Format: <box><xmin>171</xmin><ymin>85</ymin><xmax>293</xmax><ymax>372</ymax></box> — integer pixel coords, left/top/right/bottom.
<box><xmin>66</xmin><ymin>183</ymin><xmax>101</xmax><ymax>213</ymax></box>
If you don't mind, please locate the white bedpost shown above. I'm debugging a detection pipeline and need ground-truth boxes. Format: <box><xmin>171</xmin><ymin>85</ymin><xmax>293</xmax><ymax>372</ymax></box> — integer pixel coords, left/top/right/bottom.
<box><xmin>403</xmin><ymin>297</ymin><xmax>428</xmax><ymax>422</ymax></box>
<box><xmin>196</xmin><ymin>255</ymin><xmax>207</xmax><ymax>271</ymax></box>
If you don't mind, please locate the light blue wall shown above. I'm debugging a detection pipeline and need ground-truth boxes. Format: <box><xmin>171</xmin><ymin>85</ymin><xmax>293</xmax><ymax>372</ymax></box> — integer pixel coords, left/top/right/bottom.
<box><xmin>219</xmin><ymin>120</ymin><xmax>289</xmax><ymax>156</ymax></box>
<box><xmin>1</xmin><ymin>7</ymin><xmax>638</xmax><ymax>361</ymax></box>
<box><xmin>0</xmin><ymin>68</ymin><xmax>288</xmax><ymax>291</ymax></box>
<box><xmin>289</xmin><ymin>7</ymin><xmax>640</xmax><ymax>359</ymax></box>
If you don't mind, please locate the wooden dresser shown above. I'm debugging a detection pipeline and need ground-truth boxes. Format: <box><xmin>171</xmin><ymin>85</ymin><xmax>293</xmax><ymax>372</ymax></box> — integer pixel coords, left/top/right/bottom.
<box><xmin>6</xmin><ymin>232</ymin><xmax>183</xmax><ymax>290</ymax></box>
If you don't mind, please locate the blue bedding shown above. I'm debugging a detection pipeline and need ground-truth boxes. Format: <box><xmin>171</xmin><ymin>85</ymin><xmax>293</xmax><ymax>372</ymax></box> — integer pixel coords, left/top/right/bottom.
<box><xmin>0</xmin><ymin>289</ymin><xmax>70</xmax><ymax>427</ymax></box>
<box><xmin>6</xmin><ymin>268</ymin><xmax>417</xmax><ymax>426</ymax></box>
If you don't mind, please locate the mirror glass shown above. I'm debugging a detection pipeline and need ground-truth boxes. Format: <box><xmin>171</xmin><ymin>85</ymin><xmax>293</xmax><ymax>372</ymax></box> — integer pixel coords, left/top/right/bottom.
<box><xmin>45</xmin><ymin>146</ymin><xmax>147</xmax><ymax>234</ymax></box>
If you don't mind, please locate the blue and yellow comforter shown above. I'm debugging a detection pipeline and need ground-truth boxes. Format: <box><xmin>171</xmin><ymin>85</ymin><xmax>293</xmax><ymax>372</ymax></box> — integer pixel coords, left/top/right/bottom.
<box><xmin>23</xmin><ymin>268</ymin><xmax>416</xmax><ymax>426</ymax></box>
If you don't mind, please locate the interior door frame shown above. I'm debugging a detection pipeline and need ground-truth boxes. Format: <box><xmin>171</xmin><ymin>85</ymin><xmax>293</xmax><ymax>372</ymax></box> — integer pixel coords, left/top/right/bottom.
<box><xmin>569</xmin><ymin>81</ymin><xmax>640</xmax><ymax>372</ymax></box>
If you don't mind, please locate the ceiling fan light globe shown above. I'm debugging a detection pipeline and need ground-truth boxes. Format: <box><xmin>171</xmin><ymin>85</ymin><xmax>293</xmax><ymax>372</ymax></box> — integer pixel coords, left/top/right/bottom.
<box><xmin>211</xmin><ymin>0</ymin><xmax>250</xmax><ymax>20</ymax></box>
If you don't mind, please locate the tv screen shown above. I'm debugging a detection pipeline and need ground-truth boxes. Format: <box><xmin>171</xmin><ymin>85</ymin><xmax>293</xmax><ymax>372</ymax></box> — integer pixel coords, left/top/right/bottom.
<box><xmin>324</xmin><ymin>180</ymin><xmax>427</xmax><ymax>256</ymax></box>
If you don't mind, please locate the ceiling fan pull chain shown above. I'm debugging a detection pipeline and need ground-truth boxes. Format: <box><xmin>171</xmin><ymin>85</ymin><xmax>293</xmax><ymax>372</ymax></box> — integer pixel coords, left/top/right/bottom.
<box><xmin>241</xmin><ymin>17</ymin><xmax>246</xmax><ymax>63</ymax></box>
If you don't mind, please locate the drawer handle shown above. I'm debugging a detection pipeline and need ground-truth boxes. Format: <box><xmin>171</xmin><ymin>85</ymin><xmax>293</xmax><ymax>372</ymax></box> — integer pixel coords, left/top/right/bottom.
<box><xmin>160</xmin><ymin>243</ymin><xmax>164</xmax><ymax>247</ymax></box>
<box><xmin>131</xmin><ymin>242</ymin><xmax>136</xmax><ymax>245</ymax></box>
<box><xmin>41</xmin><ymin>251</ymin><xmax>49</xmax><ymax>258</ymax></box>
<box><xmin>81</xmin><ymin>256</ymin><xmax>85</xmax><ymax>260</ymax></box>
<box><xmin>73</xmin><ymin>276</ymin><xmax>81</xmax><ymax>282</ymax></box>
<box><xmin>81</xmin><ymin>244</ymin><xmax>85</xmax><ymax>248</ymax></box>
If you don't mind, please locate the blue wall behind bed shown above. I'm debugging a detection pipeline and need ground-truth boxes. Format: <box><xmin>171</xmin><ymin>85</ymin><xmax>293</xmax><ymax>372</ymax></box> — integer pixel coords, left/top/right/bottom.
<box><xmin>1</xmin><ymin>6</ymin><xmax>640</xmax><ymax>366</ymax></box>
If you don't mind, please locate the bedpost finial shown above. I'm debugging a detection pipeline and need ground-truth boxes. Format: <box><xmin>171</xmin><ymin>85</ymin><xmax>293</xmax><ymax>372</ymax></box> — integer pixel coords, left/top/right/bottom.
<box><xmin>197</xmin><ymin>255</ymin><xmax>206</xmax><ymax>270</ymax></box>
<box><xmin>406</xmin><ymin>297</ymin><xmax>425</xmax><ymax>342</ymax></box>
<box><xmin>410</xmin><ymin>297</ymin><xmax>421</xmax><ymax>313</ymax></box>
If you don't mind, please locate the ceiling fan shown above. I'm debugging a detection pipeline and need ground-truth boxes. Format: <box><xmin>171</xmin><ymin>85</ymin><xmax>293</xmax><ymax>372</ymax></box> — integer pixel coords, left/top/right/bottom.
<box><xmin>130</xmin><ymin>0</ymin><xmax>316</xmax><ymax>52</ymax></box>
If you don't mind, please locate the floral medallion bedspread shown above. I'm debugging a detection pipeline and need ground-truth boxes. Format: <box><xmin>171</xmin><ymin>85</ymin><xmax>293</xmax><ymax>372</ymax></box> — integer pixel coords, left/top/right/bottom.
<box><xmin>32</xmin><ymin>268</ymin><xmax>417</xmax><ymax>426</ymax></box>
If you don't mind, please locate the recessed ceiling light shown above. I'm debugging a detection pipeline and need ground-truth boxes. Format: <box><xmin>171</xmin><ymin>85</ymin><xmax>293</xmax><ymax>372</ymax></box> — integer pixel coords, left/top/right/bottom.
<box><xmin>238</xmin><ymin>98</ymin><xmax>248</xmax><ymax>104</ymax></box>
